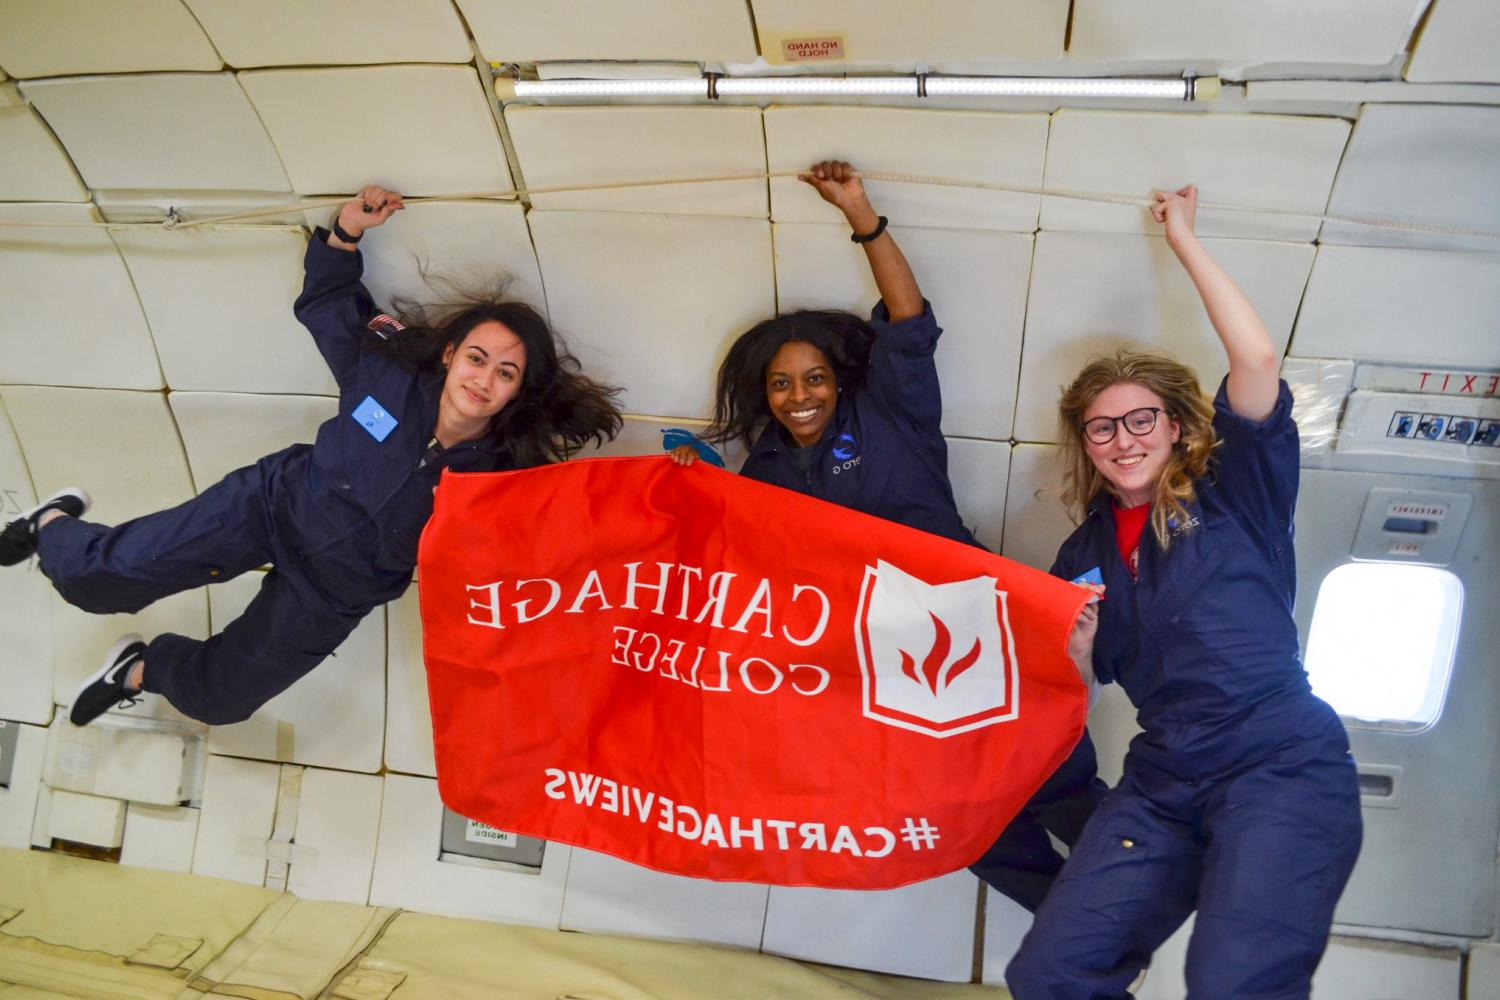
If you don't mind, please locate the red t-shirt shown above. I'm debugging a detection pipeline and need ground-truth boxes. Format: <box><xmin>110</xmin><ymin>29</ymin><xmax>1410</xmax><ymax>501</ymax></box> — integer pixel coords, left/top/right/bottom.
<box><xmin>1112</xmin><ymin>501</ymin><xmax>1150</xmax><ymax>576</ymax></box>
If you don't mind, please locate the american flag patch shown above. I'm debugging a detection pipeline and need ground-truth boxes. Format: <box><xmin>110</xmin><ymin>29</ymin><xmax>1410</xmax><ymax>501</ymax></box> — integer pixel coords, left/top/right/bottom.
<box><xmin>366</xmin><ymin>313</ymin><xmax>406</xmax><ymax>340</ymax></box>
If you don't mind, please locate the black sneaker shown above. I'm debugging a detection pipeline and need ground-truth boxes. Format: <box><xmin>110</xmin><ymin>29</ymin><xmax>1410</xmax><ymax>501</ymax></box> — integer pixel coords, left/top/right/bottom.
<box><xmin>70</xmin><ymin>634</ymin><xmax>147</xmax><ymax>727</ymax></box>
<box><xmin>0</xmin><ymin>487</ymin><xmax>91</xmax><ymax>566</ymax></box>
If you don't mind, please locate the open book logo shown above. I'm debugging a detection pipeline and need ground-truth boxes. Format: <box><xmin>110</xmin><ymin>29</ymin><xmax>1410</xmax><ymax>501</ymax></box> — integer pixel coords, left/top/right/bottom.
<box><xmin>854</xmin><ymin>559</ymin><xmax>1018</xmax><ymax>737</ymax></box>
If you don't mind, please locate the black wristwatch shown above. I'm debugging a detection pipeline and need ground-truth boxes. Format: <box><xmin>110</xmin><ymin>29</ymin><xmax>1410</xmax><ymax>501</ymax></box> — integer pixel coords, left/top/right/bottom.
<box><xmin>331</xmin><ymin>218</ymin><xmax>362</xmax><ymax>244</ymax></box>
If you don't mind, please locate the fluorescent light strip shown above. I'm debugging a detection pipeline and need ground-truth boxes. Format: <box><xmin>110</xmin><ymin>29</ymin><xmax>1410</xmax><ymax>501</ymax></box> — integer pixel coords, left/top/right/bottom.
<box><xmin>513</xmin><ymin>75</ymin><xmax>1191</xmax><ymax>101</ymax></box>
<box><xmin>926</xmin><ymin>76</ymin><xmax>1189</xmax><ymax>99</ymax></box>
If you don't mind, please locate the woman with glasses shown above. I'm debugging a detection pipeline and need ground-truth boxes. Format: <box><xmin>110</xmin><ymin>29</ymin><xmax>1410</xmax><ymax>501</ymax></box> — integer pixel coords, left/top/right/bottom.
<box><xmin>1006</xmin><ymin>186</ymin><xmax>1361</xmax><ymax>999</ymax></box>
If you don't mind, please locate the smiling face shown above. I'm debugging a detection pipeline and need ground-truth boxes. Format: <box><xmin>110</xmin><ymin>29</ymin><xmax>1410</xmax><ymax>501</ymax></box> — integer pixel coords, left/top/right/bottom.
<box><xmin>439</xmin><ymin>320</ymin><xmax>527</xmax><ymax>437</ymax></box>
<box><xmin>766</xmin><ymin>340</ymin><xmax>837</xmax><ymax>447</ymax></box>
<box><xmin>1081</xmin><ymin>381</ymin><xmax>1180</xmax><ymax>508</ymax></box>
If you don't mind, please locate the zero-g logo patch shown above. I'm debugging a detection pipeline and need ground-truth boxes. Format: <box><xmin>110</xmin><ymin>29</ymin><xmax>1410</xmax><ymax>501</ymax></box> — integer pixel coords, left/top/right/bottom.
<box><xmin>830</xmin><ymin>433</ymin><xmax>861</xmax><ymax>475</ymax></box>
<box><xmin>855</xmin><ymin>559</ymin><xmax>1018</xmax><ymax>737</ymax></box>
<box><xmin>352</xmin><ymin>395</ymin><xmax>398</xmax><ymax>442</ymax></box>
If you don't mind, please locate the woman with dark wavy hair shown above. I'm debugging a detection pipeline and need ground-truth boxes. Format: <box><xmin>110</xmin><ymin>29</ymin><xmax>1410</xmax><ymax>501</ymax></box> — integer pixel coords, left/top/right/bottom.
<box><xmin>2</xmin><ymin>185</ymin><xmax>623</xmax><ymax>728</ymax></box>
<box><xmin>671</xmin><ymin>161</ymin><xmax>1108</xmax><ymax>917</ymax></box>
<box><xmin>1006</xmin><ymin>187</ymin><xmax>1362</xmax><ymax>998</ymax></box>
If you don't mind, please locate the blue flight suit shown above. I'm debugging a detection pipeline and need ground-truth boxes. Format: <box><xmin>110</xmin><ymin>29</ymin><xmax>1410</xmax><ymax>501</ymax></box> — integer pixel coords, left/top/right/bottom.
<box><xmin>38</xmin><ymin>229</ymin><xmax>509</xmax><ymax>725</ymax></box>
<box><xmin>739</xmin><ymin>301</ymin><xmax>1107</xmax><ymax>912</ymax></box>
<box><xmin>1007</xmin><ymin>380</ymin><xmax>1363</xmax><ymax>999</ymax></box>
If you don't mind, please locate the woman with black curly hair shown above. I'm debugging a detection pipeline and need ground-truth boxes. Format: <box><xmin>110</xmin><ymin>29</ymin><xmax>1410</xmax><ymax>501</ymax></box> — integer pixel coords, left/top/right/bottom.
<box><xmin>671</xmin><ymin>161</ymin><xmax>1107</xmax><ymax>915</ymax></box>
<box><xmin>2</xmin><ymin>185</ymin><xmax>623</xmax><ymax>728</ymax></box>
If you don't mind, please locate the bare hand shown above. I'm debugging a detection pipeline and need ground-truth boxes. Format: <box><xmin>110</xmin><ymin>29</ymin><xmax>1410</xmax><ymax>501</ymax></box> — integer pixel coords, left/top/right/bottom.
<box><xmin>1067</xmin><ymin>583</ymin><xmax>1104</xmax><ymax>684</ymax></box>
<box><xmin>1151</xmin><ymin>184</ymin><xmax>1197</xmax><ymax>249</ymax></box>
<box><xmin>799</xmin><ymin>160</ymin><xmax>877</xmax><ymax>230</ymax></box>
<box><xmin>336</xmin><ymin>185</ymin><xmax>404</xmax><ymax>242</ymax></box>
<box><xmin>668</xmin><ymin>444</ymin><xmax>699</xmax><ymax>466</ymax></box>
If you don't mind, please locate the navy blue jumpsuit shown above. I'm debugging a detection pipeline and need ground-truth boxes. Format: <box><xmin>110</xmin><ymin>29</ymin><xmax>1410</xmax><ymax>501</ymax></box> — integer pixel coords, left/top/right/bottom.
<box><xmin>739</xmin><ymin>301</ymin><xmax>1107</xmax><ymax>913</ymax></box>
<box><xmin>38</xmin><ymin>229</ymin><xmax>509</xmax><ymax>725</ymax></box>
<box><xmin>1007</xmin><ymin>380</ymin><xmax>1363</xmax><ymax>999</ymax></box>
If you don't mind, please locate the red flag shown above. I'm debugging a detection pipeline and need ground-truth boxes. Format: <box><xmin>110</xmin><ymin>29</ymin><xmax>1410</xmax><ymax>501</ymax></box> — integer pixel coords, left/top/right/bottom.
<box><xmin>418</xmin><ymin>457</ymin><xmax>1088</xmax><ymax>889</ymax></box>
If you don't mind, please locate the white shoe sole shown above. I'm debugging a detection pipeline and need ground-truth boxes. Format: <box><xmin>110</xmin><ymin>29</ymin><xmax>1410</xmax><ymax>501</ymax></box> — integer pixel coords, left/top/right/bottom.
<box><xmin>20</xmin><ymin>486</ymin><xmax>92</xmax><ymax>523</ymax></box>
<box><xmin>70</xmin><ymin>632</ymin><xmax>145</xmax><ymax>717</ymax></box>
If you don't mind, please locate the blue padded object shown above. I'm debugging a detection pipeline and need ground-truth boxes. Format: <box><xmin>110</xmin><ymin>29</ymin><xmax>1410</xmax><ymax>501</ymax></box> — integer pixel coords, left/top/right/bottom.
<box><xmin>352</xmin><ymin>395</ymin><xmax>398</xmax><ymax>442</ymax></box>
<box><xmin>661</xmin><ymin>427</ymin><xmax>725</xmax><ymax>467</ymax></box>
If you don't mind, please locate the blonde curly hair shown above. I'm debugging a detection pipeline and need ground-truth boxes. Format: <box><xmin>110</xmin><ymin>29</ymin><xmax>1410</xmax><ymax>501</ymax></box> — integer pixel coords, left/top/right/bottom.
<box><xmin>1057</xmin><ymin>349</ymin><xmax>1217</xmax><ymax>549</ymax></box>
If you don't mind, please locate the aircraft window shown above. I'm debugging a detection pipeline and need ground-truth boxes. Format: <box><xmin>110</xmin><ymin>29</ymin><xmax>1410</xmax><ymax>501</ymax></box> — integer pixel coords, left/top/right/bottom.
<box><xmin>1305</xmin><ymin>563</ymin><xmax>1463</xmax><ymax>732</ymax></box>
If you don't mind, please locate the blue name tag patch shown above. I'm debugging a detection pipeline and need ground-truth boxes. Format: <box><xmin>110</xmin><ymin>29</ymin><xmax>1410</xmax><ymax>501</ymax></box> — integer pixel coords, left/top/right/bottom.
<box><xmin>352</xmin><ymin>395</ymin><xmax>398</xmax><ymax>442</ymax></box>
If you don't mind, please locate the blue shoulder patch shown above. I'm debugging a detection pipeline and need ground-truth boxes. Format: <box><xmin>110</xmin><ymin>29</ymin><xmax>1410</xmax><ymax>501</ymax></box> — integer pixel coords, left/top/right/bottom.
<box><xmin>352</xmin><ymin>395</ymin><xmax>398</xmax><ymax>442</ymax></box>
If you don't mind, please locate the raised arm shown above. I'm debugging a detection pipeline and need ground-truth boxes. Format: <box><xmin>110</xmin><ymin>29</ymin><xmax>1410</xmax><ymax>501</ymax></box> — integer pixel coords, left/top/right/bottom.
<box><xmin>1155</xmin><ymin>185</ymin><xmax>1281</xmax><ymax>422</ymax></box>
<box><xmin>327</xmin><ymin>184</ymin><xmax>404</xmax><ymax>251</ymax></box>
<box><xmin>801</xmin><ymin>161</ymin><xmax>923</xmax><ymax>323</ymax></box>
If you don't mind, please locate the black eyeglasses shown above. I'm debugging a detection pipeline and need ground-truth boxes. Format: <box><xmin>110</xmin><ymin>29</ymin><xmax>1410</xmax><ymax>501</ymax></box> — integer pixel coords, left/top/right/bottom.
<box><xmin>1080</xmin><ymin>407</ymin><xmax>1165</xmax><ymax>444</ymax></box>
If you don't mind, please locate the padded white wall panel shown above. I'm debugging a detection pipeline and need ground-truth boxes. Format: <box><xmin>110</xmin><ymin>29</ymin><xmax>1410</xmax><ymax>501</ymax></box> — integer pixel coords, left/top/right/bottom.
<box><xmin>751</xmin><ymin>0</ymin><xmax>1067</xmax><ymax>65</ymax></box>
<box><xmin>456</xmin><ymin>0</ymin><xmax>757</xmax><ymax>64</ymax></box>
<box><xmin>0</xmin><ymin>722</ymin><xmax>45</xmax><ymax>848</ymax></box>
<box><xmin>506</xmin><ymin>106</ymin><xmax>767</xmax><ymax>218</ymax></box>
<box><xmin>765</xmin><ymin>107</ymin><xmax>1047</xmax><ymax>233</ymax></box>
<box><xmin>1041</xmin><ymin>111</ymin><xmax>1350</xmax><ymax>242</ymax></box>
<box><xmin>370</xmin><ymin>773</ymin><xmax>571</xmax><ymax>927</ymax></box>
<box><xmin>1000</xmin><ymin>444</ymin><xmax>1071</xmax><ymax>573</ymax></box>
<box><xmin>560</xmin><ymin>849</ymin><xmax>769</xmax><ymax>948</ymax></box>
<box><xmin>339</xmin><ymin>202</ymin><xmax>547</xmax><ymax>317</ymax></box>
<box><xmin>46</xmin><ymin>789</ymin><xmax>127</xmax><ymax>847</ymax></box>
<box><xmin>947</xmin><ymin>438</ymin><xmax>1011</xmax><ymax>553</ymax></box>
<box><xmin>773</xmin><ymin>222</ymin><xmax>1032</xmax><ymax>440</ymax></box>
<box><xmin>184</xmin><ymin>0</ymin><xmax>472</xmax><ymax>68</ymax></box>
<box><xmin>0</xmin><ymin>204</ymin><xmax>162</xmax><ymax>390</ymax></box>
<box><xmin>384</xmin><ymin>588</ymin><xmax>435</xmax><ymax>778</ymax></box>
<box><xmin>1069</xmin><ymin>0</ymin><xmax>1422</xmax><ymax>68</ymax></box>
<box><xmin>1470</xmin><ymin>943</ymin><xmax>1500</xmax><ymax>1000</ymax></box>
<box><xmin>120</xmin><ymin>803</ymin><xmax>200</xmax><ymax>872</ymax></box>
<box><xmin>113</xmin><ymin>229</ymin><xmax>334</xmax><ymax>395</ymax></box>
<box><xmin>980</xmin><ymin>889</ymin><xmax>1032</xmax><ymax>986</ymax></box>
<box><xmin>0</xmin><ymin>0</ymin><xmax>222</xmax><ymax>78</ymax></box>
<box><xmin>1322</xmin><ymin>105</ymin><xmax>1500</xmax><ymax>252</ymax></box>
<box><xmin>1291</xmin><ymin>245</ymin><xmax>1500</xmax><ymax>368</ymax></box>
<box><xmin>207</xmin><ymin>572</ymin><xmax>386</xmax><ymax>774</ymax></box>
<box><xmin>240</xmin><ymin>66</ymin><xmax>511</xmax><ymax>197</ymax></box>
<box><xmin>0</xmin><ymin>106</ymin><xmax>88</xmax><ymax>201</ymax></box>
<box><xmin>22</xmin><ymin>74</ymin><xmax>290</xmax><ymax>193</ymax></box>
<box><xmin>191</xmin><ymin>753</ymin><xmax>279</xmax><ymax>885</ymax></box>
<box><xmin>169</xmin><ymin>393</ymin><xmax>336</xmax><ymax>495</ymax></box>
<box><xmin>762</xmin><ymin>873</ymin><xmax>979</xmax><ymax>981</ymax></box>
<box><xmin>528</xmin><ymin>211</ymin><xmax>775</xmax><ymax>419</ymax></box>
<box><xmin>1406</xmin><ymin>0</ymin><xmax>1500</xmax><ymax>84</ymax></box>
<box><xmin>0</xmin><ymin>398</ymin><xmax>51</xmax><ymax>725</ymax></box>
<box><xmin>1014</xmin><ymin>233</ymin><xmax>1311</xmax><ymax>442</ymax></box>
<box><xmin>288</xmin><ymin>768</ymin><xmax>383</xmax><ymax>905</ymax></box>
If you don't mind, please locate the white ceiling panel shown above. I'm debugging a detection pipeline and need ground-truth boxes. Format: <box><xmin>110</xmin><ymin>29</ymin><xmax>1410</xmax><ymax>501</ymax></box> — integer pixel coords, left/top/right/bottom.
<box><xmin>191</xmin><ymin>753</ymin><xmax>279</xmax><ymax>885</ymax></box>
<box><xmin>1041</xmin><ymin>110</ymin><xmax>1350</xmax><ymax>242</ymax></box>
<box><xmin>1406</xmin><ymin>0</ymin><xmax>1500</xmax><ymax>84</ymax></box>
<box><xmin>1</xmin><ymin>386</ymin><xmax>194</xmax><ymax>524</ymax></box>
<box><xmin>241</xmin><ymin>66</ymin><xmax>510</xmax><ymax>197</ymax></box>
<box><xmin>0</xmin><ymin>724</ymin><xmax>45</xmax><ymax>849</ymax></box>
<box><xmin>1322</xmin><ymin>104</ymin><xmax>1500</xmax><ymax>252</ymax></box>
<box><xmin>1069</xmin><ymin>0</ymin><xmax>1423</xmax><ymax>69</ymax></box>
<box><xmin>1000</xmin><ymin>443</ymin><xmax>1071</xmax><ymax>572</ymax></box>
<box><xmin>1015</xmin><ymin>232</ymin><xmax>1312</xmax><ymax>442</ymax></box>
<box><xmin>947</xmin><ymin>437</ymin><xmax>1011</xmax><ymax>553</ymax></box>
<box><xmin>319</xmin><ymin>201</ymin><xmax>547</xmax><ymax>319</ymax></box>
<box><xmin>385</xmin><ymin>588</ymin><xmax>435</xmax><ymax>778</ymax></box>
<box><xmin>774</xmin><ymin>222</ymin><xmax>1032</xmax><ymax>440</ymax></box>
<box><xmin>750</xmin><ymin>0</ymin><xmax>1067</xmax><ymax>65</ymax></box>
<box><xmin>1291</xmin><ymin>245</ymin><xmax>1500</xmax><ymax>368</ymax></box>
<box><xmin>0</xmin><ymin>396</ymin><xmax>52</xmax><ymax>726</ymax></box>
<box><xmin>455</xmin><ymin>0</ymin><xmax>757</xmax><ymax>64</ymax></box>
<box><xmin>765</xmin><ymin>106</ymin><xmax>1046</xmax><ymax>232</ymax></box>
<box><xmin>184</xmin><ymin>0</ymin><xmax>472</xmax><ymax>68</ymax></box>
<box><xmin>505</xmin><ymin>106</ymin><xmax>766</xmax><ymax>218</ymax></box>
<box><xmin>0</xmin><ymin>0</ymin><xmax>222</xmax><ymax>78</ymax></box>
<box><xmin>560</xmin><ymin>848</ymin><xmax>769</xmax><ymax>948</ymax></box>
<box><xmin>287</xmin><ymin>768</ymin><xmax>383</xmax><ymax>904</ymax></box>
<box><xmin>528</xmin><ymin>211</ymin><xmax>775</xmax><ymax>419</ymax></box>
<box><xmin>113</xmin><ymin>228</ymin><xmax>335</xmax><ymax>395</ymax></box>
<box><xmin>168</xmin><ymin>393</ymin><xmax>336</xmax><ymax>495</ymax></box>
<box><xmin>21</xmin><ymin>74</ymin><xmax>289</xmax><ymax>193</ymax></box>
<box><xmin>0</xmin><ymin>106</ymin><xmax>87</xmax><ymax>202</ymax></box>
<box><xmin>0</xmin><ymin>204</ymin><xmax>161</xmax><ymax>390</ymax></box>
<box><xmin>209</xmin><ymin>574</ymin><xmax>386</xmax><ymax>774</ymax></box>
